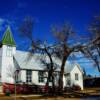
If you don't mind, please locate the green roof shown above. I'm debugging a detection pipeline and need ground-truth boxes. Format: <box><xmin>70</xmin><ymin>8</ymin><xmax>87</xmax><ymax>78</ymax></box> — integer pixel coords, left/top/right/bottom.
<box><xmin>2</xmin><ymin>26</ymin><xmax>16</xmax><ymax>46</ymax></box>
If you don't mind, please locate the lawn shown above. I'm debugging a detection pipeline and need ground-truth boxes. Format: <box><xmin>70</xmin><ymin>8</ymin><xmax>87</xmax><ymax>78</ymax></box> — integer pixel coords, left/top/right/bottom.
<box><xmin>0</xmin><ymin>87</ymin><xmax>100</xmax><ymax>100</ymax></box>
<box><xmin>0</xmin><ymin>95</ymin><xmax>82</xmax><ymax>100</ymax></box>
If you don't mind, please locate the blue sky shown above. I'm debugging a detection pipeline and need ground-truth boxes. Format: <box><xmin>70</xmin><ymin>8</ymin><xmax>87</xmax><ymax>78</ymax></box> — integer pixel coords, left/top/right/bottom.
<box><xmin>0</xmin><ymin>0</ymin><xmax>100</xmax><ymax>76</ymax></box>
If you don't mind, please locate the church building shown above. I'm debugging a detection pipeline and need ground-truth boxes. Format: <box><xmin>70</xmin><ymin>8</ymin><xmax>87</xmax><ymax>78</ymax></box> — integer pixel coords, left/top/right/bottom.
<box><xmin>0</xmin><ymin>27</ymin><xmax>83</xmax><ymax>93</ymax></box>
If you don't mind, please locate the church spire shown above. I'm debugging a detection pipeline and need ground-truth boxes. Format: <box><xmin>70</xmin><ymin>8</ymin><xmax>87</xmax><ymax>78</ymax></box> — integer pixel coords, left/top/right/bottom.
<box><xmin>2</xmin><ymin>26</ymin><xmax>16</xmax><ymax>46</ymax></box>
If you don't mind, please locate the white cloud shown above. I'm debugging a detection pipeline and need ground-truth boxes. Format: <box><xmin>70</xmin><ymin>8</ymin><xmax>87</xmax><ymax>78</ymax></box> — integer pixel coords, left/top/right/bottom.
<box><xmin>0</xmin><ymin>18</ymin><xmax>5</xmax><ymax>26</ymax></box>
<box><xmin>0</xmin><ymin>18</ymin><xmax>5</xmax><ymax>23</ymax></box>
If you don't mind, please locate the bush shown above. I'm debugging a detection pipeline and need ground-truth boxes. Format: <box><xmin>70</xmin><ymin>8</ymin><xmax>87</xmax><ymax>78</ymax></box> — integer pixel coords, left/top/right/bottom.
<box><xmin>71</xmin><ymin>85</ymin><xmax>81</xmax><ymax>91</ymax></box>
<box><xmin>5</xmin><ymin>89</ymin><xmax>11</xmax><ymax>96</ymax></box>
<box><xmin>64</xmin><ymin>87</ymin><xmax>72</xmax><ymax>92</ymax></box>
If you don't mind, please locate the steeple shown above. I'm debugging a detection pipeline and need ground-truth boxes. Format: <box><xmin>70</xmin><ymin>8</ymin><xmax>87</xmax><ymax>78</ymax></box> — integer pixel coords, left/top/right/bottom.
<box><xmin>2</xmin><ymin>26</ymin><xmax>16</xmax><ymax>46</ymax></box>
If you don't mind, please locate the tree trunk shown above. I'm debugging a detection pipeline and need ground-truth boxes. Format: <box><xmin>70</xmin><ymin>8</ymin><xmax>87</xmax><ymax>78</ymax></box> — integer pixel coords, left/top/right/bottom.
<box><xmin>59</xmin><ymin>54</ymin><xmax>68</xmax><ymax>93</ymax></box>
<box><xmin>45</xmin><ymin>48</ymin><xmax>55</xmax><ymax>94</ymax></box>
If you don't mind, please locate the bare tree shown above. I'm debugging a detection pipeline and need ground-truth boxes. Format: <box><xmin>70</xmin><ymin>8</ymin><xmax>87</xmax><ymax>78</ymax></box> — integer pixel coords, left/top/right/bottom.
<box><xmin>86</xmin><ymin>16</ymin><xmax>100</xmax><ymax>72</ymax></box>
<box><xmin>83</xmin><ymin>68</ymin><xmax>87</xmax><ymax>79</ymax></box>
<box><xmin>19</xmin><ymin>16</ymin><xmax>34</xmax><ymax>40</ymax></box>
<box><xmin>18</xmin><ymin>16</ymin><xmax>100</xmax><ymax>94</ymax></box>
<box><xmin>51</xmin><ymin>22</ymin><xmax>100</xmax><ymax>92</ymax></box>
<box><xmin>52</xmin><ymin>24</ymin><xmax>78</xmax><ymax>92</ymax></box>
<box><xmin>18</xmin><ymin>17</ymin><xmax>56</xmax><ymax>94</ymax></box>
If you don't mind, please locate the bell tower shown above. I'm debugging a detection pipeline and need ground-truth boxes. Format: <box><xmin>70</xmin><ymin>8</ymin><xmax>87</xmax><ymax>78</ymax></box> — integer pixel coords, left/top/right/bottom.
<box><xmin>1</xmin><ymin>26</ymin><xmax>16</xmax><ymax>84</ymax></box>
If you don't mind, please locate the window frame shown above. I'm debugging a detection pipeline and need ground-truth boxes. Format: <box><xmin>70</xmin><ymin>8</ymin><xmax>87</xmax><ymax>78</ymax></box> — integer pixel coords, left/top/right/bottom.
<box><xmin>67</xmin><ymin>80</ymin><xmax>71</xmax><ymax>86</ymax></box>
<box><xmin>26</xmin><ymin>70</ymin><xmax>32</xmax><ymax>83</ymax></box>
<box><xmin>75</xmin><ymin>73</ymin><xmax>79</xmax><ymax>81</ymax></box>
<box><xmin>38</xmin><ymin>71</ymin><xmax>45</xmax><ymax>83</ymax></box>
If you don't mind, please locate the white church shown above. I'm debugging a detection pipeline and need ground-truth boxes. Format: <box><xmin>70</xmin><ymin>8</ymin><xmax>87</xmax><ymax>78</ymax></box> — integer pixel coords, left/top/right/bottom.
<box><xmin>0</xmin><ymin>27</ymin><xmax>83</xmax><ymax>93</ymax></box>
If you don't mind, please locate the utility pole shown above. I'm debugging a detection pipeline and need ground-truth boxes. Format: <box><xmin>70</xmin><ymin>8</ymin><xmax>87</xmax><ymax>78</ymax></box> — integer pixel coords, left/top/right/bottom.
<box><xmin>14</xmin><ymin>70</ymin><xmax>20</xmax><ymax>100</ymax></box>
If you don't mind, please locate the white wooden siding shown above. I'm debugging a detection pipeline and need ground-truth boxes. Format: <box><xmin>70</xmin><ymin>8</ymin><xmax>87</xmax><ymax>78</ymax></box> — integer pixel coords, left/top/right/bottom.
<box><xmin>1</xmin><ymin>45</ymin><xmax>16</xmax><ymax>83</ymax></box>
<box><xmin>20</xmin><ymin>70</ymin><xmax>26</xmax><ymax>83</ymax></box>
<box><xmin>70</xmin><ymin>65</ymin><xmax>83</xmax><ymax>90</ymax></box>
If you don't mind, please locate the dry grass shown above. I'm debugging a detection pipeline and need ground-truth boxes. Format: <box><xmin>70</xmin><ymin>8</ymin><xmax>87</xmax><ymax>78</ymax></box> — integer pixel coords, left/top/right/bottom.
<box><xmin>80</xmin><ymin>87</ymin><xmax>100</xmax><ymax>95</ymax></box>
<box><xmin>0</xmin><ymin>88</ymin><xmax>100</xmax><ymax>100</ymax></box>
<box><xmin>0</xmin><ymin>96</ymin><xmax>82</xmax><ymax>100</ymax></box>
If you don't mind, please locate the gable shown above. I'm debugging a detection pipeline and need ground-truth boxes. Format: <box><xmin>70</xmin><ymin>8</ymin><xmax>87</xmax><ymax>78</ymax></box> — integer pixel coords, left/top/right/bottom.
<box><xmin>71</xmin><ymin>64</ymin><xmax>83</xmax><ymax>74</ymax></box>
<box><xmin>64</xmin><ymin>62</ymin><xmax>75</xmax><ymax>73</ymax></box>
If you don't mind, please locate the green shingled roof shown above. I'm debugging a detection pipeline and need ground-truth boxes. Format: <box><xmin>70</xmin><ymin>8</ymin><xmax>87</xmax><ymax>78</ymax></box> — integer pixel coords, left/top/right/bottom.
<box><xmin>2</xmin><ymin>26</ymin><xmax>16</xmax><ymax>46</ymax></box>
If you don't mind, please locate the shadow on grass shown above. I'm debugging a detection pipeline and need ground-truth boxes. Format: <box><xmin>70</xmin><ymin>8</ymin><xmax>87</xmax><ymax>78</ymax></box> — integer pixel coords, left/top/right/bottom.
<box><xmin>41</xmin><ymin>90</ymin><xmax>91</xmax><ymax>99</ymax></box>
<box><xmin>19</xmin><ymin>97</ymin><xmax>27</xmax><ymax>100</ymax></box>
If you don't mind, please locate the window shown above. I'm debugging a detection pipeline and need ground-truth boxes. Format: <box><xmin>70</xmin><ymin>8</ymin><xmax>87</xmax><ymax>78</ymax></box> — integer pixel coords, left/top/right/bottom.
<box><xmin>67</xmin><ymin>80</ymin><xmax>71</xmax><ymax>86</ymax></box>
<box><xmin>38</xmin><ymin>71</ymin><xmax>45</xmax><ymax>83</ymax></box>
<box><xmin>26</xmin><ymin>70</ymin><xmax>32</xmax><ymax>83</ymax></box>
<box><xmin>6</xmin><ymin>46</ymin><xmax>12</xmax><ymax>57</ymax></box>
<box><xmin>49</xmin><ymin>76</ymin><xmax>52</xmax><ymax>82</ymax></box>
<box><xmin>75</xmin><ymin>73</ymin><xmax>78</xmax><ymax>80</ymax></box>
<box><xmin>15</xmin><ymin>71</ymin><xmax>19</xmax><ymax>83</ymax></box>
<box><xmin>65</xmin><ymin>73</ymin><xmax>70</xmax><ymax>77</ymax></box>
